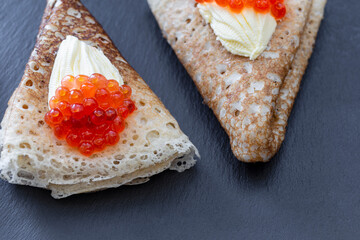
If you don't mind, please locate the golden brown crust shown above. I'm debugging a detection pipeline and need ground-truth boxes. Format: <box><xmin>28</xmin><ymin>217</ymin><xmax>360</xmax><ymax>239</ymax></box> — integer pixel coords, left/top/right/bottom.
<box><xmin>148</xmin><ymin>0</ymin><xmax>326</xmax><ymax>162</ymax></box>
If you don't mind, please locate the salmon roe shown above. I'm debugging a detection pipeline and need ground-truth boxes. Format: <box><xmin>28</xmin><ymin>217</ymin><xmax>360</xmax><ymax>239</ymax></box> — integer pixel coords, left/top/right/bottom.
<box><xmin>195</xmin><ymin>0</ymin><xmax>286</xmax><ymax>20</ymax></box>
<box><xmin>45</xmin><ymin>73</ymin><xmax>136</xmax><ymax>156</ymax></box>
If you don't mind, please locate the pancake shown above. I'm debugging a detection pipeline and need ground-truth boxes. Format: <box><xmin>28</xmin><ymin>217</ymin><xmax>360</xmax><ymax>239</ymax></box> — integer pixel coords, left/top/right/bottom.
<box><xmin>148</xmin><ymin>0</ymin><xmax>326</xmax><ymax>162</ymax></box>
<box><xmin>0</xmin><ymin>0</ymin><xmax>198</xmax><ymax>198</ymax></box>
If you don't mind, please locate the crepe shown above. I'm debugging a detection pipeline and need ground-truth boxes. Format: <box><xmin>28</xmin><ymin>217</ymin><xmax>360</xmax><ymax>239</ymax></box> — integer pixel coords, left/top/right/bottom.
<box><xmin>0</xmin><ymin>0</ymin><xmax>198</xmax><ymax>199</ymax></box>
<box><xmin>148</xmin><ymin>0</ymin><xmax>326</xmax><ymax>162</ymax></box>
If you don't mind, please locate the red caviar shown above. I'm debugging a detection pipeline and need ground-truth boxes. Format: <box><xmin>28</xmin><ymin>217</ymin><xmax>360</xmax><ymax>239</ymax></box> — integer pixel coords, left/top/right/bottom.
<box><xmin>245</xmin><ymin>0</ymin><xmax>255</xmax><ymax>7</ymax></box>
<box><xmin>215</xmin><ymin>0</ymin><xmax>228</xmax><ymax>7</ymax></box>
<box><xmin>80</xmin><ymin>82</ymin><xmax>96</xmax><ymax>98</ymax></box>
<box><xmin>45</xmin><ymin>73</ymin><xmax>136</xmax><ymax>156</ymax></box>
<box><xmin>254</xmin><ymin>0</ymin><xmax>270</xmax><ymax>13</ymax></box>
<box><xmin>271</xmin><ymin>1</ymin><xmax>286</xmax><ymax>19</ymax></box>
<box><xmin>195</xmin><ymin>0</ymin><xmax>286</xmax><ymax>19</ymax></box>
<box><xmin>229</xmin><ymin>0</ymin><xmax>244</xmax><ymax>13</ymax></box>
<box><xmin>270</xmin><ymin>0</ymin><xmax>283</xmax><ymax>3</ymax></box>
<box><xmin>69</xmin><ymin>89</ymin><xmax>84</xmax><ymax>104</ymax></box>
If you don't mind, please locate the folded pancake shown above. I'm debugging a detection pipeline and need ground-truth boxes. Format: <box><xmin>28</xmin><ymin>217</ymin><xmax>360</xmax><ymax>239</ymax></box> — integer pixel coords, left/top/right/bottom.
<box><xmin>0</xmin><ymin>0</ymin><xmax>198</xmax><ymax>198</ymax></box>
<box><xmin>148</xmin><ymin>0</ymin><xmax>326</xmax><ymax>162</ymax></box>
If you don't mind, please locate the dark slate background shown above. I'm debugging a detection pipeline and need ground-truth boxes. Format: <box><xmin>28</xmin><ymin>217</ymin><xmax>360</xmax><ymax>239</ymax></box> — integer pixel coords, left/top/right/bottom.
<box><xmin>0</xmin><ymin>0</ymin><xmax>359</xmax><ymax>239</ymax></box>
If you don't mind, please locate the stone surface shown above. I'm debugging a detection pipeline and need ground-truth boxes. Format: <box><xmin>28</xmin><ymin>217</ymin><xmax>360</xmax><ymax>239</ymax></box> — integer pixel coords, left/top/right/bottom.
<box><xmin>0</xmin><ymin>0</ymin><xmax>359</xmax><ymax>239</ymax></box>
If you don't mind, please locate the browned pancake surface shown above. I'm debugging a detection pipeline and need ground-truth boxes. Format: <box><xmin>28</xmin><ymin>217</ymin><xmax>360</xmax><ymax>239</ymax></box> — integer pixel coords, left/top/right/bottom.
<box><xmin>148</xmin><ymin>0</ymin><xmax>326</xmax><ymax>162</ymax></box>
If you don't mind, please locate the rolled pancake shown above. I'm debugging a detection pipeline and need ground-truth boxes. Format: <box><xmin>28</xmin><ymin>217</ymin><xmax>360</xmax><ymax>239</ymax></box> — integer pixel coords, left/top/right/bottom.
<box><xmin>148</xmin><ymin>0</ymin><xmax>326</xmax><ymax>162</ymax></box>
<box><xmin>0</xmin><ymin>0</ymin><xmax>198</xmax><ymax>199</ymax></box>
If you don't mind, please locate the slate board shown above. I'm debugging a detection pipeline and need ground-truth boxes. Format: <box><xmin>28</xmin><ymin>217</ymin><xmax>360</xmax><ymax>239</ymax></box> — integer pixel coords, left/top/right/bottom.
<box><xmin>0</xmin><ymin>0</ymin><xmax>359</xmax><ymax>239</ymax></box>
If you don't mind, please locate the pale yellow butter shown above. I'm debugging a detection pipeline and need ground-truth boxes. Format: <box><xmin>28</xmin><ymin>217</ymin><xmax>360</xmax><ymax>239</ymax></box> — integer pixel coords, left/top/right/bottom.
<box><xmin>198</xmin><ymin>3</ymin><xmax>277</xmax><ymax>60</ymax></box>
<box><xmin>48</xmin><ymin>35</ymin><xmax>123</xmax><ymax>104</ymax></box>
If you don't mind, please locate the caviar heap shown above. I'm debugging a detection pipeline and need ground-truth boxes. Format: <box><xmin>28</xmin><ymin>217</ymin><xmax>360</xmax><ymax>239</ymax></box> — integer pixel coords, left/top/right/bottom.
<box><xmin>196</xmin><ymin>0</ymin><xmax>286</xmax><ymax>20</ymax></box>
<box><xmin>45</xmin><ymin>73</ymin><xmax>136</xmax><ymax>156</ymax></box>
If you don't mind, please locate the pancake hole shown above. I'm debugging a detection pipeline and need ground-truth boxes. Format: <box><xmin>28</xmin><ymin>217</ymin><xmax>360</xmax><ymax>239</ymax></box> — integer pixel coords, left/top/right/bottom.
<box><xmin>166</xmin><ymin>144</ymin><xmax>174</xmax><ymax>150</ymax></box>
<box><xmin>146</xmin><ymin>130</ymin><xmax>160</xmax><ymax>141</ymax></box>
<box><xmin>29</xmin><ymin>130</ymin><xmax>37</xmax><ymax>136</ymax></box>
<box><xmin>17</xmin><ymin>170</ymin><xmax>34</xmax><ymax>180</ymax></box>
<box><xmin>235</xmin><ymin>110</ymin><xmax>240</xmax><ymax>116</ymax></box>
<box><xmin>166</xmin><ymin>122</ymin><xmax>176</xmax><ymax>129</ymax></box>
<box><xmin>38</xmin><ymin>170</ymin><xmax>46</xmax><ymax>179</ymax></box>
<box><xmin>115</xmin><ymin>154</ymin><xmax>124</xmax><ymax>160</ymax></box>
<box><xmin>19</xmin><ymin>142</ymin><xmax>31</xmax><ymax>149</ymax></box>
<box><xmin>25</xmin><ymin>80</ymin><xmax>33</xmax><ymax>87</ymax></box>
<box><xmin>37</xmin><ymin>155</ymin><xmax>44</xmax><ymax>161</ymax></box>
<box><xmin>140</xmin><ymin>118</ymin><xmax>147</xmax><ymax>125</ymax></box>
<box><xmin>99</xmin><ymin>37</ymin><xmax>107</xmax><ymax>42</ymax></box>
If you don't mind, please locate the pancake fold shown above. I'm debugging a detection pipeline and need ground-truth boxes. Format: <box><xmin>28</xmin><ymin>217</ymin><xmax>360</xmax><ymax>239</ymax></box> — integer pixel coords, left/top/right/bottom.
<box><xmin>0</xmin><ymin>0</ymin><xmax>198</xmax><ymax>198</ymax></box>
<box><xmin>148</xmin><ymin>0</ymin><xmax>327</xmax><ymax>162</ymax></box>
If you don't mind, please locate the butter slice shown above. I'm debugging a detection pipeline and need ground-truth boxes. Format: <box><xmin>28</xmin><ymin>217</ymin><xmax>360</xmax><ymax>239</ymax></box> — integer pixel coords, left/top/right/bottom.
<box><xmin>48</xmin><ymin>35</ymin><xmax>123</xmax><ymax>104</ymax></box>
<box><xmin>198</xmin><ymin>3</ymin><xmax>277</xmax><ymax>60</ymax></box>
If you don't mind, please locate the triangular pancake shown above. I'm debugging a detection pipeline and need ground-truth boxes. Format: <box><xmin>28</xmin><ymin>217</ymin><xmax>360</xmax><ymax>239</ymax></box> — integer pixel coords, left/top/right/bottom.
<box><xmin>0</xmin><ymin>0</ymin><xmax>198</xmax><ymax>198</ymax></box>
<box><xmin>148</xmin><ymin>0</ymin><xmax>326</xmax><ymax>162</ymax></box>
